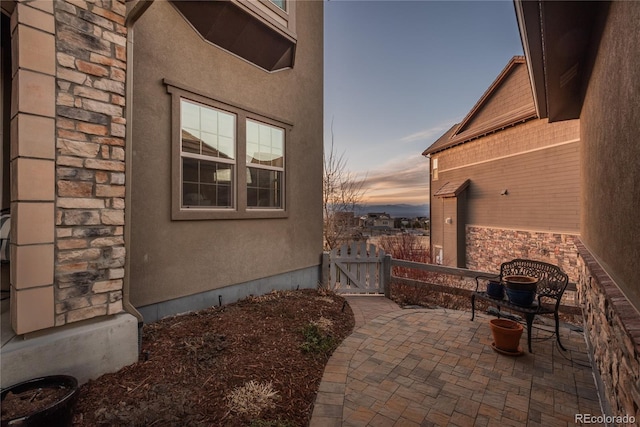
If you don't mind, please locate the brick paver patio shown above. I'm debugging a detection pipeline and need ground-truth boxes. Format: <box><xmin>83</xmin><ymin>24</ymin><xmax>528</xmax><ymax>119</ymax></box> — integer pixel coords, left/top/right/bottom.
<box><xmin>310</xmin><ymin>296</ymin><xmax>602</xmax><ymax>426</ymax></box>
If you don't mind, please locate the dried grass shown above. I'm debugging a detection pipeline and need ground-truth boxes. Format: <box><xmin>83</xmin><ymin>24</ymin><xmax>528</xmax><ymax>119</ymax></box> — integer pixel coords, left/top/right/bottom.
<box><xmin>226</xmin><ymin>381</ymin><xmax>280</xmax><ymax>417</ymax></box>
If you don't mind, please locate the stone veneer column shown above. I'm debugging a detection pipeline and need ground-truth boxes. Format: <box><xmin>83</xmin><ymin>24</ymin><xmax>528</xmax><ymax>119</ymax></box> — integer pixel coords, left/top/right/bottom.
<box><xmin>10</xmin><ymin>0</ymin><xmax>57</xmax><ymax>334</ymax></box>
<box><xmin>53</xmin><ymin>0</ymin><xmax>127</xmax><ymax>326</ymax></box>
<box><xmin>9</xmin><ymin>0</ymin><xmax>127</xmax><ymax>334</ymax></box>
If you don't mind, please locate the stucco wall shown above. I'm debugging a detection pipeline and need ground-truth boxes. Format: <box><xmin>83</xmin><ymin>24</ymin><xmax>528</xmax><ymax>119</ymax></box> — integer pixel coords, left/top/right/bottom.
<box><xmin>580</xmin><ymin>0</ymin><xmax>640</xmax><ymax>311</ymax></box>
<box><xmin>576</xmin><ymin>0</ymin><xmax>640</xmax><ymax>418</ymax></box>
<box><xmin>129</xmin><ymin>1</ymin><xmax>323</xmax><ymax>307</ymax></box>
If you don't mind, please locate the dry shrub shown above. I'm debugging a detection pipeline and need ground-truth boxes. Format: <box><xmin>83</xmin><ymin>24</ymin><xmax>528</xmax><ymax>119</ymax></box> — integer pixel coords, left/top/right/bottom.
<box><xmin>377</xmin><ymin>234</ymin><xmax>430</xmax><ymax>263</ymax></box>
<box><xmin>311</xmin><ymin>316</ymin><xmax>334</xmax><ymax>331</ymax></box>
<box><xmin>378</xmin><ymin>234</ymin><xmax>477</xmax><ymax>292</ymax></box>
<box><xmin>226</xmin><ymin>380</ymin><xmax>280</xmax><ymax>417</ymax></box>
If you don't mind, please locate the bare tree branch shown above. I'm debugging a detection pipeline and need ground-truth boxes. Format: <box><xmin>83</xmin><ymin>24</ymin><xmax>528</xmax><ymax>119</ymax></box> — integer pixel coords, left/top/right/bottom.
<box><xmin>323</xmin><ymin>119</ymin><xmax>367</xmax><ymax>250</ymax></box>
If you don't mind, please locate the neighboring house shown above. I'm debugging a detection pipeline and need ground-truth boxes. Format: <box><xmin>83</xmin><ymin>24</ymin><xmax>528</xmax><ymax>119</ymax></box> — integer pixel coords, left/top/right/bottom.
<box><xmin>423</xmin><ymin>56</ymin><xmax>580</xmax><ymax>280</ymax></box>
<box><xmin>332</xmin><ymin>211</ymin><xmax>357</xmax><ymax>229</ymax></box>
<box><xmin>1</xmin><ymin>0</ymin><xmax>323</xmax><ymax>388</ymax></box>
<box><xmin>360</xmin><ymin>212</ymin><xmax>392</xmax><ymax>231</ymax></box>
<box><xmin>514</xmin><ymin>0</ymin><xmax>640</xmax><ymax>419</ymax></box>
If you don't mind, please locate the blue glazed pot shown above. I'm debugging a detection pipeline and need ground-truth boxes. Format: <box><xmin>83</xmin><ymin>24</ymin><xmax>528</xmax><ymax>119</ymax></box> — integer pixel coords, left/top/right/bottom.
<box><xmin>505</xmin><ymin>288</ymin><xmax>536</xmax><ymax>306</ymax></box>
<box><xmin>486</xmin><ymin>281</ymin><xmax>504</xmax><ymax>299</ymax></box>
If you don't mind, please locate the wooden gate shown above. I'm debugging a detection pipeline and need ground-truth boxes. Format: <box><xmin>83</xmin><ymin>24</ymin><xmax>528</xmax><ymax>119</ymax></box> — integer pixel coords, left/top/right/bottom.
<box><xmin>327</xmin><ymin>242</ymin><xmax>387</xmax><ymax>294</ymax></box>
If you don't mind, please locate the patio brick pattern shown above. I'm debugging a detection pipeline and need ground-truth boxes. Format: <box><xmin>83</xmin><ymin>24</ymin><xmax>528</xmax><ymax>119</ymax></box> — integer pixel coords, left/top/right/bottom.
<box><xmin>310</xmin><ymin>296</ymin><xmax>603</xmax><ymax>426</ymax></box>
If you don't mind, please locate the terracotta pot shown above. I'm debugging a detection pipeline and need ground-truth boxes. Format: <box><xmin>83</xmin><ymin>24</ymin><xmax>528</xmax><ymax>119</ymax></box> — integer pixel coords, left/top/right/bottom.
<box><xmin>489</xmin><ymin>318</ymin><xmax>523</xmax><ymax>353</ymax></box>
<box><xmin>1</xmin><ymin>375</ymin><xmax>78</xmax><ymax>427</ymax></box>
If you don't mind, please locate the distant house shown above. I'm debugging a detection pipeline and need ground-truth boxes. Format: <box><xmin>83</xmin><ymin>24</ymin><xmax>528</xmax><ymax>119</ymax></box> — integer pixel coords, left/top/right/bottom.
<box><xmin>514</xmin><ymin>0</ymin><xmax>640</xmax><ymax>418</ymax></box>
<box><xmin>360</xmin><ymin>212</ymin><xmax>392</xmax><ymax>231</ymax></box>
<box><xmin>422</xmin><ymin>56</ymin><xmax>580</xmax><ymax>279</ymax></box>
<box><xmin>2</xmin><ymin>0</ymin><xmax>323</xmax><ymax>388</ymax></box>
<box><xmin>332</xmin><ymin>211</ymin><xmax>357</xmax><ymax>229</ymax></box>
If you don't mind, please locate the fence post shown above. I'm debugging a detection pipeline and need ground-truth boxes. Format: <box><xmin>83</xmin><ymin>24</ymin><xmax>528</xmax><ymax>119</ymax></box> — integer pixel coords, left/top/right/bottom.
<box><xmin>321</xmin><ymin>251</ymin><xmax>330</xmax><ymax>289</ymax></box>
<box><xmin>382</xmin><ymin>254</ymin><xmax>392</xmax><ymax>298</ymax></box>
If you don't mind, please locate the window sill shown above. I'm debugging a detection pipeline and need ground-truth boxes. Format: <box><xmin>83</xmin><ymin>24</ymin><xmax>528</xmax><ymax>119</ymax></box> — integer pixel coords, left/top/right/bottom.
<box><xmin>172</xmin><ymin>208</ymin><xmax>288</xmax><ymax>221</ymax></box>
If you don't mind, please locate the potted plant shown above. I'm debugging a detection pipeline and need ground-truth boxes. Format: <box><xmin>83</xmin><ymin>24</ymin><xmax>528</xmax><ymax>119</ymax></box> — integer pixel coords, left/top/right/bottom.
<box><xmin>1</xmin><ymin>375</ymin><xmax>79</xmax><ymax>427</ymax></box>
<box><xmin>503</xmin><ymin>275</ymin><xmax>538</xmax><ymax>306</ymax></box>
<box><xmin>489</xmin><ymin>318</ymin><xmax>524</xmax><ymax>356</ymax></box>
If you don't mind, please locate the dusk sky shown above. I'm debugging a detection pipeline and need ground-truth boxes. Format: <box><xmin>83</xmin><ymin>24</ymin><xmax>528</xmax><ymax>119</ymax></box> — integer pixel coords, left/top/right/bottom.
<box><xmin>324</xmin><ymin>0</ymin><xmax>524</xmax><ymax>205</ymax></box>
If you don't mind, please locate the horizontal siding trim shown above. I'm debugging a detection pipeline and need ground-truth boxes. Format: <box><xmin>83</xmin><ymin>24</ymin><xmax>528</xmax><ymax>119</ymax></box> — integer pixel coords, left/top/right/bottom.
<box><xmin>467</xmin><ymin>224</ymin><xmax>582</xmax><ymax>236</ymax></box>
<box><xmin>440</xmin><ymin>138</ymin><xmax>579</xmax><ymax>173</ymax></box>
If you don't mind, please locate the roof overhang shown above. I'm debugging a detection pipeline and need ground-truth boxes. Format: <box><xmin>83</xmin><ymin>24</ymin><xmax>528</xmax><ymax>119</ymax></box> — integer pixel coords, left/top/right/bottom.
<box><xmin>514</xmin><ymin>0</ymin><xmax>610</xmax><ymax>122</ymax></box>
<box><xmin>434</xmin><ymin>180</ymin><xmax>470</xmax><ymax>198</ymax></box>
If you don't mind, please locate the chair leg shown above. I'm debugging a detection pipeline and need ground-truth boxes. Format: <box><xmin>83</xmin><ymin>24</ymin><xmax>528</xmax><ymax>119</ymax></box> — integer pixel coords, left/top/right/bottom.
<box><xmin>555</xmin><ymin>310</ymin><xmax>567</xmax><ymax>351</ymax></box>
<box><xmin>471</xmin><ymin>294</ymin><xmax>476</xmax><ymax>321</ymax></box>
<box><xmin>526</xmin><ymin>314</ymin><xmax>535</xmax><ymax>353</ymax></box>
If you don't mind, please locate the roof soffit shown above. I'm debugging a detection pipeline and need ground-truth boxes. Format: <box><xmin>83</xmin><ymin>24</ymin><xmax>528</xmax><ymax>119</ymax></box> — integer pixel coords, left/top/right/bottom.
<box><xmin>514</xmin><ymin>0</ymin><xmax>610</xmax><ymax>122</ymax></box>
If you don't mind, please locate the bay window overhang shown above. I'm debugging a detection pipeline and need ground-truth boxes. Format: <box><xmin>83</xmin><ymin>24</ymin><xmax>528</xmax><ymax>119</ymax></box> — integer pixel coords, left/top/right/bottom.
<box><xmin>170</xmin><ymin>0</ymin><xmax>296</xmax><ymax>72</ymax></box>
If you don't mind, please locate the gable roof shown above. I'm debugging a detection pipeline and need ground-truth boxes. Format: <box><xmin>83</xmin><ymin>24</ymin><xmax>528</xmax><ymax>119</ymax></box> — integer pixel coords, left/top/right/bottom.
<box><xmin>423</xmin><ymin>56</ymin><xmax>537</xmax><ymax>155</ymax></box>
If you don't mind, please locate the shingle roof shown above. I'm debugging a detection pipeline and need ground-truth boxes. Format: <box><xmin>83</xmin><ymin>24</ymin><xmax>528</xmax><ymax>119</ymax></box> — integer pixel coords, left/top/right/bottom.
<box><xmin>433</xmin><ymin>179</ymin><xmax>470</xmax><ymax>198</ymax></box>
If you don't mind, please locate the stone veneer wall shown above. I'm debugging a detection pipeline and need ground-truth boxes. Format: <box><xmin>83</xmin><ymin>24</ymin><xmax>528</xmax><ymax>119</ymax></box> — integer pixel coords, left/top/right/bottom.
<box><xmin>53</xmin><ymin>0</ymin><xmax>127</xmax><ymax>326</ymax></box>
<box><xmin>466</xmin><ymin>226</ymin><xmax>579</xmax><ymax>306</ymax></box>
<box><xmin>576</xmin><ymin>240</ymin><xmax>640</xmax><ymax>420</ymax></box>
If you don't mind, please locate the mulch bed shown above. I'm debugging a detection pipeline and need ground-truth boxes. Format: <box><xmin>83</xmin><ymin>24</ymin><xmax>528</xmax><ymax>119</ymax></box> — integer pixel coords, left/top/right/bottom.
<box><xmin>2</xmin><ymin>386</ymin><xmax>70</xmax><ymax>420</ymax></box>
<box><xmin>71</xmin><ymin>289</ymin><xmax>354</xmax><ymax>427</ymax></box>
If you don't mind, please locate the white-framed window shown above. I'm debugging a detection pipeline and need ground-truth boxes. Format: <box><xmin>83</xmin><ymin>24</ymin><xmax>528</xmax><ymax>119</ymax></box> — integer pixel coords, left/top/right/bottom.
<box><xmin>434</xmin><ymin>245</ymin><xmax>443</xmax><ymax>265</ymax></box>
<box><xmin>432</xmin><ymin>157</ymin><xmax>439</xmax><ymax>181</ymax></box>
<box><xmin>167</xmin><ymin>81</ymin><xmax>291</xmax><ymax>220</ymax></box>
<box><xmin>246</xmin><ymin>120</ymin><xmax>284</xmax><ymax>209</ymax></box>
<box><xmin>181</xmin><ymin>100</ymin><xmax>236</xmax><ymax>208</ymax></box>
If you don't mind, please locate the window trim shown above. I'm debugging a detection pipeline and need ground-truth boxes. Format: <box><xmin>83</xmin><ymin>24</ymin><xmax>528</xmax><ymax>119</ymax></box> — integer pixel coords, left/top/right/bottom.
<box><xmin>236</xmin><ymin>0</ymin><xmax>296</xmax><ymax>39</ymax></box>
<box><xmin>166</xmin><ymin>80</ymin><xmax>291</xmax><ymax>220</ymax></box>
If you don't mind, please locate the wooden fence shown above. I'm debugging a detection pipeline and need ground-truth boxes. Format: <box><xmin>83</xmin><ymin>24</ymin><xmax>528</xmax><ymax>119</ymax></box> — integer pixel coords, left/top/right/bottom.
<box><xmin>321</xmin><ymin>252</ymin><xmax>579</xmax><ymax>314</ymax></box>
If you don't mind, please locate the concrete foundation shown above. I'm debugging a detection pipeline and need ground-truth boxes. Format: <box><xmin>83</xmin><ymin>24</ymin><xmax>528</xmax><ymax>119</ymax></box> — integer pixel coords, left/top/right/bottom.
<box><xmin>137</xmin><ymin>265</ymin><xmax>320</xmax><ymax>323</ymax></box>
<box><xmin>1</xmin><ymin>309</ymin><xmax>138</xmax><ymax>388</ymax></box>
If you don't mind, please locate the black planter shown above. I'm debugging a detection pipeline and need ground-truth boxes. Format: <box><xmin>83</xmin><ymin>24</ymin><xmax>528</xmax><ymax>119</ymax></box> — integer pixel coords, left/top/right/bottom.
<box><xmin>486</xmin><ymin>281</ymin><xmax>504</xmax><ymax>299</ymax></box>
<box><xmin>505</xmin><ymin>288</ymin><xmax>536</xmax><ymax>306</ymax></box>
<box><xmin>1</xmin><ymin>375</ymin><xmax>79</xmax><ymax>427</ymax></box>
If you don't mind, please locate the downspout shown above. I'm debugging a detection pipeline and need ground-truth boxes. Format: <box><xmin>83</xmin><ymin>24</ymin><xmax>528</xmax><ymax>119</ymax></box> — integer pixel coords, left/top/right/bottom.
<box><xmin>123</xmin><ymin>0</ymin><xmax>154</xmax><ymax>352</ymax></box>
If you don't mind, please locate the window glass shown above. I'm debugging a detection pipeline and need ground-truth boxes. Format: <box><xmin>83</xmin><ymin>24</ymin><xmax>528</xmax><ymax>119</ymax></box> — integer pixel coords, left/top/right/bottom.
<box><xmin>182</xmin><ymin>158</ymin><xmax>233</xmax><ymax>208</ymax></box>
<box><xmin>247</xmin><ymin>168</ymin><xmax>282</xmax><ymax>208</ymax></box>
<box><xmin>181</xmin><ymin>100</ymin><xmax>235</xmax><ymax>160</ymax></box>
<box><xmin>181</xmin><ymin>100</ymin><xmax>236</xmax><ymax>208</ymax></box>
<box><xmin>270</xmin><ymin>0</ymin><xmax>286</xmax><ymax>12</ymax></box>
<box><xmin>246</xmin><ymin>120</ymin><xmax>284</xmax><ymax>208</ymax></box>
<box><xmin>247</xmin><ymin>119</ymin><xmax>284</xmax><ymax>168</ymax></box>
<box><xmin>171</xmin><ymin>89</ymin><xmax>288</xmax><ymax>218</ymax></box>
